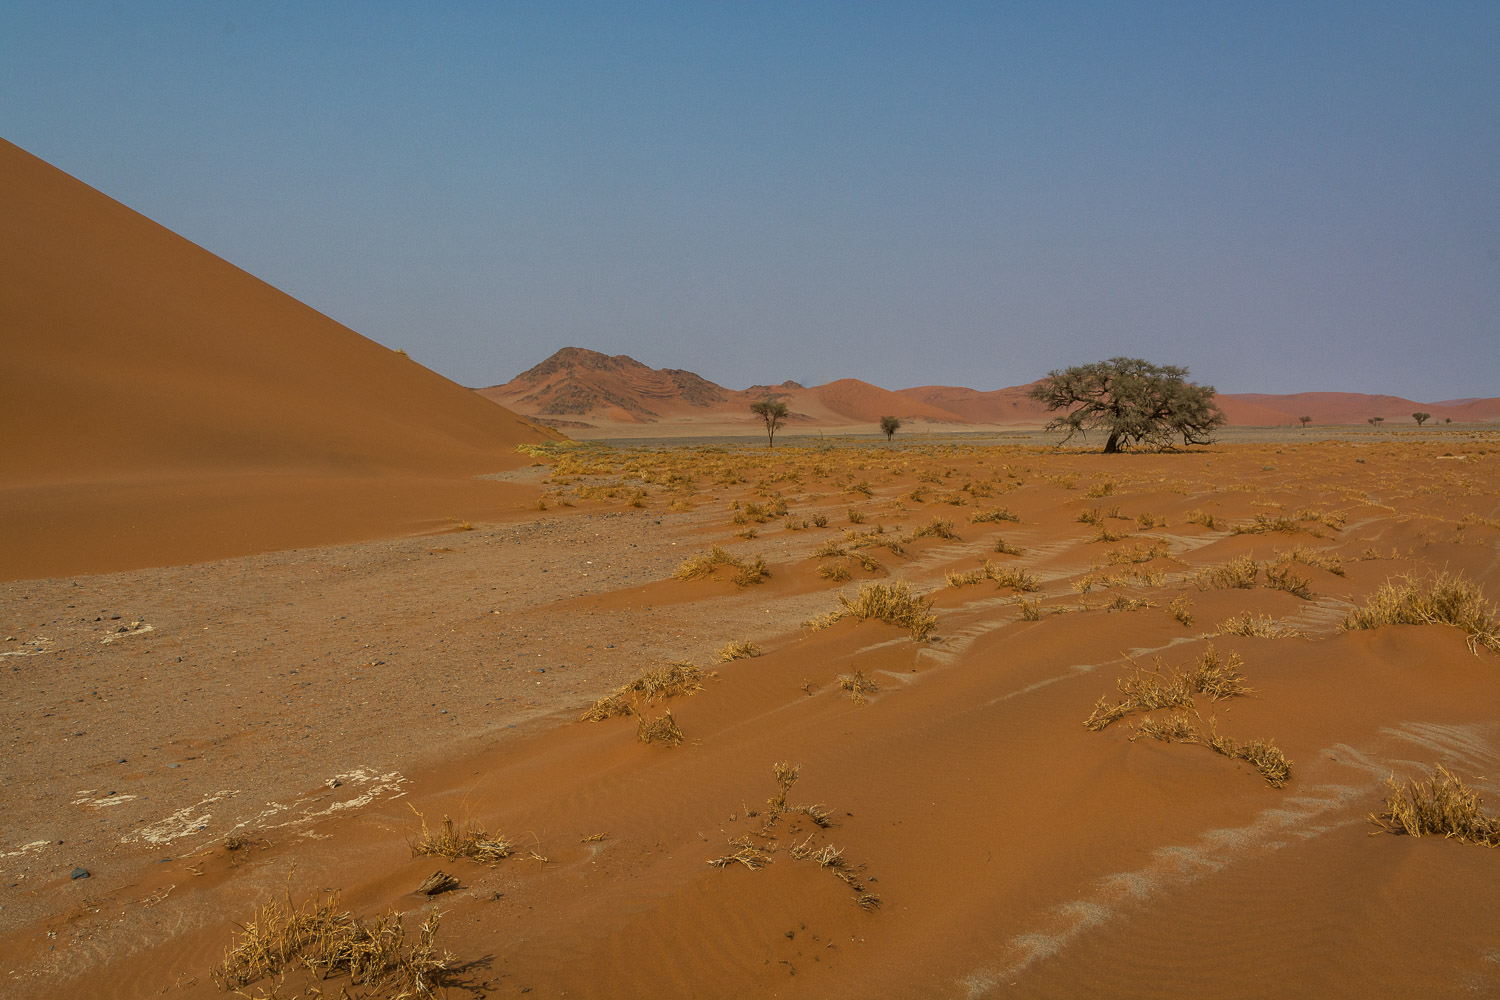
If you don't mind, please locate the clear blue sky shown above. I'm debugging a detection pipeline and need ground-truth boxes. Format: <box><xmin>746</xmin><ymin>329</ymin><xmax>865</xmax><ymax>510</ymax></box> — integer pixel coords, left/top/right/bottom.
<box><xmin>4</xmin><ymin>2</ymin><xmax>1497</xmax><ymax>399</ymax></box>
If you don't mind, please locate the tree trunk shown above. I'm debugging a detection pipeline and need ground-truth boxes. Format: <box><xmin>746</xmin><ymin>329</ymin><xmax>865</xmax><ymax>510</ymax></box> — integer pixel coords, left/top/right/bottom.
<box><xmin>1103</xmin><ymin>432</ymin><xmax>1121</xmax><ymax>454</ymax></box>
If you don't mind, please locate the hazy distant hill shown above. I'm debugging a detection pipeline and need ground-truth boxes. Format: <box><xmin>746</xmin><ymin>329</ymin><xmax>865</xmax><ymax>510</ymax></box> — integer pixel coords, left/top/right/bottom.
<box><xmin>482</xmin><ymin>347</ymin><xmax>1499</xmax><ymax>434</ymax></box>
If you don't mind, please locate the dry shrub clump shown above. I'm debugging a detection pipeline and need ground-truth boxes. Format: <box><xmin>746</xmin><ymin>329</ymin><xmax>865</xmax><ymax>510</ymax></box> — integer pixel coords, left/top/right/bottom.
<box><xmin>1231</xmin><ymin>512</ymin><xmax>1306</xmax><ymax>536</ymax></box>
<box><xmin>211</xmin><ymin>892</ymin><xmax>450</xmax><ymax>997</ymax></box>
<box><xmin>410</xmin><ymin>810</ymin><xmax>514</xmax><ymax>864</ymax></box>
<box><xmin>970</xmin><ymin>507</ymin><xmax>1020</xmax><ymax>524</ymax></box>
<box><xmin>1193</xmin><ymin>555</ymin><xmax>1260</xmax><ymax>590</ymax></box>
<box><xmin>1184</xmin><ymin>508</ymin><xmax>1220</xmax><ymax>530</ymax></box>
<box><xmin>1370</xmin><ymin>764</ymin><xmax>1500</xmax><ymax>846</ymax></box>
<box><xmin>1107</xmin><ymin>540</ymin><xmax>1171</xmax><ymax>565</ymax></box>
<box><xmin>834</xmin><ymin>581</ymin><xmax>938</xmax><ymax>640</ymax></box>
<box><xmin>1342</xmin><ymin>572</ymin><xmax>1500</xmax><ymax>653</ymax></box>
<box><xmin>1169</xmin><ymin>596</ymin><xmax>1195</xmax><ymax>626</ymax></box>
<box><xmin>912</xmin><ymin>517</ymin><xmax>960</xmax><ymax>540</ymax></box>
<box><xmin>946</xmin><ymin>560</ymin><xmax>1040</xmax><ymax>593</ymax></box>
<box><xmin>1129</xmin><ymin>713</ymin><xmax>1198</xmax><ymax>744</ymax></box>
<box><xmin>1264</xmin><ymin>563</ymin><xmax>1312</xmax><ymax>599</ymax></box>
<box><xmin>992</xmin><ymin>536</ymin><xmax>1024</xmax><ymax>556</ymax></box>
<box><xmin>716</xmin><ymin>640</ymin><xmax>762</xmax><ymax>662</ymax></box>
<box><xmin>580</xmin><ymin>661</ymin><xmax>708</xmax><ymax>722</ymax></box>
<box><xmin>1216</xmin><ymin>612</ymin><xmax>1301</xmax><ymax>638</ymax></box>
<box><xmin>1085</xmin><ymin>647</ymin><xmax>1250</xmax><ymax>731</ymax></box>
<box><xmin>1275</xmin><ymin>545</ymin><xmax>1345</xmax><ymax>577</ymax></box>
<box><xmin>637</xmin><ymin>709</ymin><xmax>686</xmax><ymax>746</ymax></box>
<box><xmin>674</xmin><ymin>545</ymin><xmax>768</xmax><ymax>587</ymax></box>
<box><xmin>836</xmin><ymin>669</ymin><xmax>880</xmax><ymax>705</ymax></box>
<box><xmin>820</xmin><ymin>563</ymin><xmax>853</xmax><ymax>582</ymax></box>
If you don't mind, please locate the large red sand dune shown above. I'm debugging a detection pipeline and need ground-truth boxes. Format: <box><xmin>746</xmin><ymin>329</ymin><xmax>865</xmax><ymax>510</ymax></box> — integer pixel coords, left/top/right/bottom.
<box><xmin>1</xmin><ymin>138</ymin><xmax>558</xmax><ymax>579</ymax></box>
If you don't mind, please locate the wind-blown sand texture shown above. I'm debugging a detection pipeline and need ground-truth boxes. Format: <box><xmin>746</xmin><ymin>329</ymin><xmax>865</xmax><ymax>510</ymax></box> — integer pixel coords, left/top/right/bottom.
<box><xmin>1</xmin><ymin>138</ymin><xmax>559</xmax><ymax>580</ymax></box>
<box><xmin>481</xmin><ymin>347</ymin><xmax>1500</xmax><ymax>438</ymax></box>
<box><xmin>5</xmin><ymin>435</ymin><xmax>1499</xmax><ymax>998</ymax></box>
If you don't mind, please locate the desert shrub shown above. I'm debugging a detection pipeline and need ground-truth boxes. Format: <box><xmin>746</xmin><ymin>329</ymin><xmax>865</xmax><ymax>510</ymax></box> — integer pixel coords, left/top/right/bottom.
<box><xmin>1085</xmin><ymin>646</ymin><xmax>1248</xmax><ymax>731</ymax></box>
<box><xmin>988</xmin><ymin>564</ymin><xmax>1040</xmax><ymax>592</ymax></box>
<box><xmin>1234</xmin><ymin>739</ymin><xmax>1292</xmax><ymax>788</ymax></box>
<box><xmin>619</xmin><ymin>661</ymin><xmax>707</xmax><ymax>701</ymax></box>
<box><xmin>211</xmin><ymin>892</ymin><xmax>450</xmax><ymax>997</ymax></box>
<box><xmin>812</xmin><ymin>539</ymin><xmax>847</xmax><ymax>559</ymax></box>
<box><xmin>809</xmin><ymin>581</ymin><xmax>937</xmax><ymax>640</ymax></box>
<box><xmin>912</xmin><ymin>517</ymin><xmax>959</xmax><ymax>540</ymax></box>
<box><xmin>716</xmin><ymin>640</ymin><xmax>762</xmax><ymax>662</ymax></box>
<box><xmin>1136</xmin><ymin>512</ymin><xmax>1166</xmax><ymax>529</ymax></box>
<box><xmin>992</xmin><ymin>536</ymin><xmax>1024</xmax><ymax>556</ymax></box>
<box><xmin>1184</xmin><ymin>508</ymin><xmax>1220</xmax><ymax>530</ymax></box>
<box><xmin>1264</xmin><ymin>563</ymin><xmax>1312</xmax><ymax>599</ymax></box>
<box><xmin>971</xmin><ymin>507</ymin><xmax>1020</xmax><ymax>524</ymax></box>
<box><xmin>1193</xmin><ymin>555</ymin><xmax>1259</xmax><ymax>590</ymax></box>
<box><xmin>1076</xmin><ymin>507</ymin><xmax>1104</xmax><ymax>526</ymax></box>
<box><xmin>1370</xmin><ymin>764</ymin><xmax>1500</xmax><ymax>846</ymax></box>
<box><xmin>675</xmin><ymin>546</ymin><xmax>768</xmax><ymax>587</ymax></box>
<box><xmin>1091</xmin><ymin>526</ymin><xmax>1125</xmax><ymax>543</ymax></box>
<box><xmin>946</xmin><ymin>568</ymin><xmax>986</xmax><ymax>588</ymax></box>
<box><xmin>1107</xmin><ymin>540</ymin><xmax>1171</xmax><ymax>565</ymax></box>
<box><xmin>1216</xmin><ymin>613</ymin><xmax>1301</xmax><ymax>638</ymax></box>
<box><xmin>819</xmin><ymin>563</ymin><xmax>853</xmax><ymax>582</ymax></box>
<box><xmin>1231</xmin><ymin>513</ymin><xmax>1304</xmax><ymax>536</ymax></box>
<box><xmin>847</xmin><ymin>508</ymin><xmax>866</xmax><ymax>524</ymax></box>
<box><xmin>1085</xmin><ymin>479</ymin><xmax>1116</xmax><ymax>498</ymax></box>
<box><xmin>1275</xmin><ymin>545</ymin><xmax>1345</xmax><ymax>576</ymax></box>
<box><xmin>637</xmin><ymin>709</ymin><xmax>685</xmax><ymax>746</ymax></box>
<box><xmin>1341</xmin><ymin>572</ymin><xmax>1500</xmax><ymax>653</ymax></box>
<box><xmin>1169</xmin><ymin>596</ymin><xmax>1194</xmax><ymax>626</ymax></box>
<box><xmin>410</xmin><ymin>812</ymin><xmax>513</xmax><ymax>864</ymax></box>
<box><xmin>1129</xmin><ymin>713</ymin><xmax>1199</xmax><ymax>743</ymax></box>
<box><xmin>837</xmin><ymin>669</ymin><xmax>880</xmax><ymax>705</ymax></box>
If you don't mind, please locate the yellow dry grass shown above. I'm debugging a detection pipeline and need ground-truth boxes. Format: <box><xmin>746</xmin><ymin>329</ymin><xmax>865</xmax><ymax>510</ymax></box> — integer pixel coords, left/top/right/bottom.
<box><xmin>636</xmin><ymin>709</ymin><xmax>686</xmax><ymax>746</ymax></box>
<box><xmin>409</xmin><ymin>810</ymin><xmax>514</xmax><ymax>864</ymax></box>
<box><xmin>1370</xmin><ymin>764</ymin><xmax>1500</xmax><ymax>846</ymax></box>
<box><xmin>674</xmin><ymin>546</ymin><xmax>768</xmax><ymax>587</ymax></box>
<box><xmin>1216</xmin><ymin>612</ymin><xmax>1301</xmax><ymax>638</ymax></box>
<box><xmin>1193</xmin><ymin>555</ymin><xmax>1260</xmax><ymax>590</ymax></box>
<box><xmin>1342</xmin><ymin>572</ymin><xmax>1500</xmax><ymax>653</ymax></box>
<box><xmin>912</xmin><ymin>517</ymin><xmax>959</xmax><ymax>540</ymax></box>
<box><xmin>716</xmin><ymin>639</ymin><xmax>762</xmax><ymax>662</ymax></box>
<box><xmin>836</xmin><ymin>669</ymin><xmax>880</xmax><ymax>705</ymax></box>
<box><xmin>211</xmin><ymin>891</ymin><xmax>450</xmax><ymax>998</ymax></box>
<box><xmin>833</xmin><ymin>581</ymin><xmax>938</xmax><ymax>640</ymax></box>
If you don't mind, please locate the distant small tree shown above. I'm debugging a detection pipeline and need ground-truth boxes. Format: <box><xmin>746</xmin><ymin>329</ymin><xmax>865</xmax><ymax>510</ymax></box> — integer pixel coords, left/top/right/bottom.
<box><xmin>1027</xmin><ymin>357</ymin><xmax>1224</xmax><ymax>453</ymax></box>
<box><xmin>1412</xmin><ymin>411</ymin><xmax>1431</xmax><ymax>427</ymax></box>
<box><xmin>750</xmin><ymin>399</ymin><xmax>789</xmax><ymax>447</ymax></box>
<box><xmin>1367</xmin><ymin>416</ymin><xmax>1384</xmax><ymax>427</ymax></box>
<box><xmin>879</xmin><ymin>415</ymin><xmax>901</xmax><ymax>443</ymax></box>
<box><xmin>1445</xmin><ymin>417</ymin><xmax>1452</xmax><ymax>424</ymax></box>
<box><xmin>1299</xmin><ymin>415</ymin><xmax>1312</xmax><ymax>428</ymax></box>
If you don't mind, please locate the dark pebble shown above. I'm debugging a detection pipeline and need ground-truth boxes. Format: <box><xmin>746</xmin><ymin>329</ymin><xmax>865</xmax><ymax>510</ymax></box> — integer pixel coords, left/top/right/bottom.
<box><xmin>70</xmin><ymin>868</ymin><xmax>89</xmax><ymax>880</ymax></box>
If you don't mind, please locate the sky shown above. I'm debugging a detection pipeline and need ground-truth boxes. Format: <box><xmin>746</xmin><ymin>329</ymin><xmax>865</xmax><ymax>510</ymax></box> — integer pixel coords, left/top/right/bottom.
<box><xmin>3</xmin><ymin>2</ymin><xmax>1497</xmax><ymax>399</ymax></box>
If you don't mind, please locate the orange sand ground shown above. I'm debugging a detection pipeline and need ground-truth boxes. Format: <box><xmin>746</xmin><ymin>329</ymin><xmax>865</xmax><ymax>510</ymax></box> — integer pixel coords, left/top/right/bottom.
<box><xmin>4</xmin><ymin>436</ymin><xmax>1499</xmax><ymax>999</ymax></box>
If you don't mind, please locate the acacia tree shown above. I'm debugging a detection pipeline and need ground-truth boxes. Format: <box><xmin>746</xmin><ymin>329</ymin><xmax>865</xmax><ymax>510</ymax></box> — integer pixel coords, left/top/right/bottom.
<box><xmin>750</xmin><ymin>399</ymin><xmax>789</xmax><ymax>447</ymax></box>
<box><xmin>1027</xmin><ymin>357</ymin><xmax>1224</xmax><ymax>453</ymax></box>
<box><xmin>879</xmin><ymin>415</ymin><xmax>901</xmax><ymax>443</ymax></box>
<box><xmin>1299</xmin><ymin>416</ymin><xmax>1312</xmax><ymax>428</ymax></box>
<box><xmin>1368</xmin><ymin>416</ymin><xmax>1384</xmax><ymax>428</ymax></box>
<box><xmin>1412</xmin><ymin>411</ymin><xmax>1431</xmax><ymax>427</ymax></box>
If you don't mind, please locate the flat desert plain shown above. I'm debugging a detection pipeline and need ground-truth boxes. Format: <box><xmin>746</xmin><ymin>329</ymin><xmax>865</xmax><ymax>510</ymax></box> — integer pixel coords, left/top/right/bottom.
<box><xmin>4</xmin><ymin>434</ymin><xmax>1500</xmax><ymax>999</ymax></box>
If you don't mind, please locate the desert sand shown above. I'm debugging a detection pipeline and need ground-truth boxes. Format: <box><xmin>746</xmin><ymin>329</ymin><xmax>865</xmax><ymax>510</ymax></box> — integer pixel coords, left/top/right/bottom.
<box><xmin>5</xmin><ymin>433</ymin><xmax>1500</xmax><ymax>999</ymax></box>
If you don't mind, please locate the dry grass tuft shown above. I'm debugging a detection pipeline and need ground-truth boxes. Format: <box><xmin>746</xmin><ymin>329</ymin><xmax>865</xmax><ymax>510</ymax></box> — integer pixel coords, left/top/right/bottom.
<box><xmin>211</xmin><ymin>892</ymin><xmax>451</xmax><ymax>997</ymax></box>
<box><xmin>1234</xmin><ymin>739</ymin><xmax>1292</xmax><ymax>788</ymax></box>
<box><xmin>1107</xmin><ymin>540</ymin><xmax>1172</xmax><ymax>565</ymax></box>
<box><xmin>620</xmin><ymin>661</ymin><xmax>707</xmax><ymax>702</ymax></box>
<box><xmin>1106</xmin><ymin>594</ymin><xmax>1155</xmax><ymax>612</ymax></box>
<box><xmin>1193</xmin><ymin>555</ymin><xmax>1259</xmax><ymax>590</ymax></box>
<box><xmin>1370</xmin><ymin>764</ymin><xmax>1500</xmax><ymax>846</ymax></box>
<box><xmin>992</xmin><ymin>536</ymin><xmax>1024</xmax><ymax>556</ymax></box>
<box><xmin>409</xmin><ymin>810</ymin><xmax>514</xmax><ymax>864</ymax></box>
<box><xmin>833</xmin><ymin>582</ymin><xmax>938</xmax><ymax>639</ymax></box>
<box><xmin>674</xmin><ymin>546</ymin><xmax>768</xmax><ymax>587</ymax></box>
<box><xmin>1169</xmin><ymin>596</ymin><xmax>1195</xmax><ymax>626</ymax></box>
<box><xmin>708</xmin><ymin>844</ymin><xmax>773</xmax><ymax>870</ymax></box>
<box><xmin>1184</xmin><ymin>508</ymin><xmax>1220</xmax><ymax>530</ymax></box>
<box><xmin>837</xmin><ymin>670</ymin><xmax>880</xmax><ymax>705</ymax></box>
<box><xmin>1264</xmin><ymin>563</ymin><xmax>1312</xmax><ymax>598</ymax></box>
<box><xmin>1216</xmin><ymin>612</ymin><xmax>1301</xmax><ymax>638</ymax></box>
<box><xmin>1231</xmin><ymin>512</ymin><xmax>1304</xmax><ymax>536</ymax></box>
<box><xmin>820</xmin><ymin>563</ymin><xmax>853</xmax><ymax>582</ymax></box>
<box><xmin>1275</xmin><ymin>545</ymin><xmax>1345</xmax><ymax>576</ymax></box>
<box><xmin>716</xmin><ymin>639</ymin><xmax>762</xmax><ymax>662</ymax></box>
<box><xmin>1015</xmin><ymin>597</ymin><xmax>1042</xmax><ymax>621</ymax></box>
<box><xmin>1085</xmin><ymin>646</ymin><xmax>1248</xmax><ymax>731</ymax></box>
<box><xmin>636</xmin><ymin>709</ymin><xmax>686</xmax><ymax>746</ymax></box>
<box><xmin>913</xmin><ymin>517</ymin><xmax>960</xmax><ymax>540</ymax></box>
<box><xmin>970</xmin><ymin>507</ymin><xmax>1020</xmax><ymax>524</ymax></box>
<box><xmin>1187</xmin><ymin>645</ymin><xmax>1252</xmax><ymax>700</ymax></box>
<box><xmin>1129</xmin><ymin>713</ymin><xmax>1199</xmax><ymax>743</ymax></box>
<box><xmin>579</xmin><ymin>693</ymin><xmax>634</xmax><ymax>722</ymax></box>
<box><xmin>1342</xmin><ymin>572</ymin><xmax>1500</xmax><ymax>653</ymax></box>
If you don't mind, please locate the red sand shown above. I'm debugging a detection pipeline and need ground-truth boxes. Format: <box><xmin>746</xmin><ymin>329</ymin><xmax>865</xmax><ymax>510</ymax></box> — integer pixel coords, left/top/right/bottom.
<box><xmin>1</xmin><ymin>139</ymin><xmax>558</xmax><ymax>578</ymax></box>
<box><xmin>5</xmin><ymin>436</ymin><xmax>1499</xmax><ymax>999</ymax></box>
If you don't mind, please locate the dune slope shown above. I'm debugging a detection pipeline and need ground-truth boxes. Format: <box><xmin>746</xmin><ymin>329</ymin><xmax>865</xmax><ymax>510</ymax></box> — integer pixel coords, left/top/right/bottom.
<box><xmin>0</xmin><ymin>138</ymin><xmax>558</xmax><ymax>578</ymax></box>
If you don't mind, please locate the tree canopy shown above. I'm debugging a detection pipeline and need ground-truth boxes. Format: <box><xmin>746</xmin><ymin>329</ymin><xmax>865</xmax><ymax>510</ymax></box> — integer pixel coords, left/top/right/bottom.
<box><xmin>750</xmin><ymin>399</ymin><xmax>789</xmax><ymax>447</ymax></box>
<box><xmin>1027</xmin><ymin>357</ymin><xmax>1225</xmax><ymax>453</ymax></box>
<box><xmin>879</xmin><ymin>415</ymin><xmax>901</xmax><ymax>442</ymax></box>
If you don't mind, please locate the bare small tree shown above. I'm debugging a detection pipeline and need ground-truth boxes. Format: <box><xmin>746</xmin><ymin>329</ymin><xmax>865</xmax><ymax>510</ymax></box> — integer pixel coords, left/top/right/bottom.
<box><xmin>750</xmin><ymin>399</ymin><xmax>789</xmax><ymax>447</ymax></box>
<box><xmin>879</xmin><ymin>415</ymin><xmax>901</xmax><ymax>443</ymax></box>
<box><xmin>1299</xmin><ymin>415</ymin><xmax>1311</xmax><ymax>428</ymax></box>
<box><xmin>1412</xmin><ymin>411</ymin><xmax>1431</xmax><ymax>427</ymax></box>
<box><xmin>1367</xmin><ymin>416</ymin><xmax>1384</xmax><ymax>428</ymax></box>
